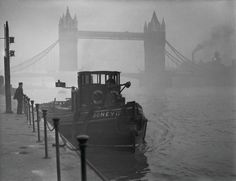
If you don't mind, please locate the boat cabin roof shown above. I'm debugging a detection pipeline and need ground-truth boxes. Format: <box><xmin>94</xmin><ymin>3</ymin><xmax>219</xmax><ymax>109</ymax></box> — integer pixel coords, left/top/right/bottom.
<box><xmin>77</xmin><ymin>71</ymin><xmax>120</xmax><ymax>86</ymax></box>
<box><xmin>78</xmin><ymin>71</ymin><xmax>120</xmax><ymax>75</ymax></box>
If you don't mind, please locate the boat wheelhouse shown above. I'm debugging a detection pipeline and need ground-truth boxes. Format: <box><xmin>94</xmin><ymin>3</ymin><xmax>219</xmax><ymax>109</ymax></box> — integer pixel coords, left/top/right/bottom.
<box><xmin>43</xmin><ymin>71</ymin><xmax>148</xmax><ymax>150</ymax></box>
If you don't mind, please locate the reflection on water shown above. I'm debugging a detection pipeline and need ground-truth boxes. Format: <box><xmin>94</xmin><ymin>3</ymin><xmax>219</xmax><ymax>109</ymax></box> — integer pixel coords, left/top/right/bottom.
<box><xmin>86</xmin><ymin>146</ymin><xmax>149</xmax><ymax>180</ymax></box>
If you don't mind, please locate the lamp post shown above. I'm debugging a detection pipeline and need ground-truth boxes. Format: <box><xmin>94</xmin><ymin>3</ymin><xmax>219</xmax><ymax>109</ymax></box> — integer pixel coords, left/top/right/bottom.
<box><xmin>3</xmin><ymin>21</ymin><xmax>14</xmax><ymax>113</ymax></box>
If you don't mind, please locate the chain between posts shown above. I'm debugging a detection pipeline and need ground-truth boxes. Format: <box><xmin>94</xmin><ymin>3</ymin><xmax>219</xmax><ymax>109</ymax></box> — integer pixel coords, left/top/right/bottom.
<box><xmin>45</xmin><ymin>120</ymin><xmax>55</xmax><ymax>132</ymax></box>
<box><xmin>29</xmin><ymin>107</ymin><xmax>108</xmax><ymax>181</ymax></box>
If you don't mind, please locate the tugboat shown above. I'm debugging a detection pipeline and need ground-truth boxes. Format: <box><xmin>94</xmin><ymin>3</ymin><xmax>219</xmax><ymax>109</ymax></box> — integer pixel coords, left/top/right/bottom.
<box><xmin>43</xmin><ymin>71</ymin><xmax>148</xmax><ymax>150</ymax></box>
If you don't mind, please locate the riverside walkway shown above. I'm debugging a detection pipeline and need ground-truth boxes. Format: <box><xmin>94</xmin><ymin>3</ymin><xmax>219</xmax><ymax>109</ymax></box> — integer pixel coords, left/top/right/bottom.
<box><xmin>0</xmin><ymin>95</ymin><xmax>102</xmax><ymax>181</ymax></box>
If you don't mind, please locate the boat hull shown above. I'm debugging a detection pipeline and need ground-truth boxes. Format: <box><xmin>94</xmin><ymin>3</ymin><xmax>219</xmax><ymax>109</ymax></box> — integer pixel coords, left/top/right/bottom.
<box><xmin>46</xmin><ymin>106</ymin><xmax>147</xmax><ymax>149</ymax></box>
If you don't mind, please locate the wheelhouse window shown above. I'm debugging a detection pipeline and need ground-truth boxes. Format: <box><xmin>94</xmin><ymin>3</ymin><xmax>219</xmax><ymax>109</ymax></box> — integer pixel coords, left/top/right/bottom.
<box><xmin>81</xmin><ymin>74</ymin><xmax>91</xmax><ymax>85</ymax></box>
<box><xmin>91</xmin><ymin>74</ymin><xmax>99</xmax><ymax>84</ymax></box>
<box><xmin>78</xmin><ymin>71</ymin><xmax>120</xmax><ymax>86</ymax></box>
<box><xmin>105</xmin><ymin>73</ymin><xmax>120</xmax><ymax>85</ymax></box>
<box><xmin>100</xmin><ymin>74</ymin><xmax>106</xmax><ymax>84</ymax></box>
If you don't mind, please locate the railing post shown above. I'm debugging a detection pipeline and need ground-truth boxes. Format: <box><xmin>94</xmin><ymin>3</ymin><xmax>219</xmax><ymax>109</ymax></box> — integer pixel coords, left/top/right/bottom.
<box><xmin>53</xmin><ymin>118</ymin><xmax>61</xmax><ymax>181</ymax></box>
<box><xmin>77</xmin><ymin>135</ymin><xmax>89</xmax><ymax>181</ymax></box>
<box><xmin>42</xmin><ymin>109</ymin><xmax>48</xmax><ymax>158</ymax></box>
<box><xmin>23</xmin><ymin>95</ymin><xmax>25</xmax><ymax>115</ymax></box>
<box><xmin>28</xmin><ymin>98</ymin><xmax>31</xmax><ymax>125</ymax></box>
<box><xmin>24</xmin><ymin>95</ymin><xmax>28</xmax><ymax>120</ymax></box>
<box><xmin>35</xmin><ymin>104</ymin><xmax>41</xmax><ymax>142</ymax></box>
<box><xmin>71</xmin><ymin>86</ymin><xmax>75</xmax><ymax>112</ymax></box>
<box><xmin>31</xmin><ymin>100</ymin><xmax>35</xmax><ymax>132</ymax></box>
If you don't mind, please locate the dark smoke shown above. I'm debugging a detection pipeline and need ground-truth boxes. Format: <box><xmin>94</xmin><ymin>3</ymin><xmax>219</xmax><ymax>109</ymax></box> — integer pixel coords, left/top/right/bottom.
<box><xmin>192</xmin><ymin>24</ymin><xmax>235</xmax><ymax>63</ymax></box>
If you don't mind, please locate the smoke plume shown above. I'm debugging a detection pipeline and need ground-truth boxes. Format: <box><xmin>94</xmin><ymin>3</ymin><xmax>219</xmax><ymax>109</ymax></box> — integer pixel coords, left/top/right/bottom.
<box><xmin>192</xmin><ymin>24</ymin><xmax>235</xmax><ymax>64</ymax></box>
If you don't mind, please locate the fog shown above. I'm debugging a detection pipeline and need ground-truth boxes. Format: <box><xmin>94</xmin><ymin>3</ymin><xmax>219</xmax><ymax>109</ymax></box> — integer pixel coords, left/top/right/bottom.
<box><xmin>1</xmin><ymin>1</ymin><xmax>236</xmax><ymax>180</ymax></box>
<box><xmin>0</xmin><ymin>0</ymin><xmax>235</xmax><ymax>101</ymax></box>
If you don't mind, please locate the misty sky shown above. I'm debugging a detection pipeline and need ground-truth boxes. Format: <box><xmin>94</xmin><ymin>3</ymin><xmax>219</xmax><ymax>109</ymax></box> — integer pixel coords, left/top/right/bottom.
<box><xmin>0</xmin><ymin>0</ymin><xmax>235</xmax><ymax>80</ymax></box>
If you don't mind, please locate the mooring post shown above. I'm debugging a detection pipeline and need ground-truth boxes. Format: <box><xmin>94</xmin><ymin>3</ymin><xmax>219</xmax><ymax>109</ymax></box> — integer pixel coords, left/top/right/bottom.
<box><xmin>42</xmin><ymin>109</ymin><xmax>48</xmax><ymax>158</ymax></box>
<box><xmin>24</xmin><ymin>95</ymin><xmax>28</xmax><ymax>119</ymax></box>
<box><xmin>71</xmin><ymin>86</ymin><xmax>75</xmax><ymax>112</ymax></box>
<box><xmin>31</xmin><ymin>100</ymin><xmax>35</xmax><ymax>132</ymax></box>
<box><xmin>77</xmin><ymin>135</ymin><xmax>89</xmax><ymax>181</ymax></box>
<box><xmin>23</xmin><ymin>95</ymin><xmax>25</xmax><ymax>115</ymax></box>
<box><xmin>26</xmin><ymin>96</ymin><xmax>28</xmax><ymax>120</ymax></box>
<box><xmin>35</xmin><ymin>104</ymin><xmax>41</xmax><ymax>142</ymax></box>
<box><xmin>28</xmin><ymin>98</ymin><xmax>31</xmax><ymax>125</ymax></box>
<box><xmin>53</xmin><ymin>118</ymin><xmax>61</xmax><ymax>181</ymax></box>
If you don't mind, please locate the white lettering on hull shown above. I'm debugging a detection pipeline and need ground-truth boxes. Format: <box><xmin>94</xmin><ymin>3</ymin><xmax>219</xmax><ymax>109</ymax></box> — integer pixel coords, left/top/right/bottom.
<box><xmin>92</xmin><ymin>110</ymin><xmax>121</xmax><ymax>119</ymax></box>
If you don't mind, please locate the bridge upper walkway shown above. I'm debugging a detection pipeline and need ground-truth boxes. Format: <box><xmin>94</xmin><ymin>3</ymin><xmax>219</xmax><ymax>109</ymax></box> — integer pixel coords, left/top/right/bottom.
<box><xmin>77</xmin><ymin>30</ymin><xmax>144</xmax><ymax>41</ymax></box>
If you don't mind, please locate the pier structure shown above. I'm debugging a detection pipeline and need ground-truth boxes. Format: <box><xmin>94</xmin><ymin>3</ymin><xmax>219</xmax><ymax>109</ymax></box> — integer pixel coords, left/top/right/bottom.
<box><xmin>0</xmin><ymin>95</ymin><xmax>102</xmax><ymax>181</ymax></box>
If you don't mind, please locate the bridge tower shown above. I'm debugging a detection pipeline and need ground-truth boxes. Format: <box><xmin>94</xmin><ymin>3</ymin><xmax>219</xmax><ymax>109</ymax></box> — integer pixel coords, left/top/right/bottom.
<box><xmin>59</xmin><ymin>7</ymin><xmax>78</xmax><ymax>71</ymax></box>
<box><xmin>144</xmin><ymin>12</ymin><xmax>166</xmax><ymax>77</ymax></box>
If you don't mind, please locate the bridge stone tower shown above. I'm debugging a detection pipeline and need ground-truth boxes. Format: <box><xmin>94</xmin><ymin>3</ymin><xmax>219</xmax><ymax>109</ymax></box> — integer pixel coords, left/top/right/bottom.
<box><xmin>144</xmin><ymin>12</ymin><xmax>166</xmax><ymax>77</ymax></box>
<box><xmin>59</xmin><ymin>7</ymin><xmax>78</xmax><ymax>71</ymax></box>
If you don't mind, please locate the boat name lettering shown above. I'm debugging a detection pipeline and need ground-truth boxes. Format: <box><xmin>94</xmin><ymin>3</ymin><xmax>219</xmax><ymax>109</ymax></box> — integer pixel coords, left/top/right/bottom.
<box><xmin>93</xmin><ymin>110</ymin><xmax>121</xmax><ymax>119</ymax></box>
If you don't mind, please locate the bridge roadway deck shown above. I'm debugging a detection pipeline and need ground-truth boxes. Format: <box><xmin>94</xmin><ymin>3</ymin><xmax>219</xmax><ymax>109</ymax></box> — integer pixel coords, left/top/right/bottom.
<box><xmin>0</xmin><ymin>95</ymin><xmax>102</xmax><ymax>181</ymax></box>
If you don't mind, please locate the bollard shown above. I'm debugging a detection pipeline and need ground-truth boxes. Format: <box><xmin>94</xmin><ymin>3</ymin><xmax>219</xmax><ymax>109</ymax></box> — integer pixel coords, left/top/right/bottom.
<box><xmin>31</xmin><ymin>100</ymin><xmax>35</xmax><ymax>132</ymax></box>
<box><xmin>42</xmin><ymin>110</ymin><xmax>48</xmax><ymax>158</ymax></box>
<box><xmin>28</xmin><ymin>98</ymin><xmax>31</xmax><ymax>125</ymax></box>
<box><xmin>77</xmin><ymin>135</ymin><xmax>89</xmax><ymax>181</ymax></box>
<box><xmin>53</xmin><ymin>118</ymin><xmax>61</xmax><ymax>181</ymax></box>
<box><xmin>35</xmin><ymin>104</ymin><xmax>41</xmax><ymax>142</ymax></box>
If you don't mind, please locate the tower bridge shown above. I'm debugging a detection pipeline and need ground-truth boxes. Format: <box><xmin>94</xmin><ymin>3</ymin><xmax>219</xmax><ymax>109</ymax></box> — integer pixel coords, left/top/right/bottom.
<box><xmin>59</xmin><ymin>7</ymin><xmax>166</xmax><ymax>77</ymax></box>
<box><xmin>10</xmin><ymin>7</ymin><xmax>197</xmax><ymax>88</ymax></box>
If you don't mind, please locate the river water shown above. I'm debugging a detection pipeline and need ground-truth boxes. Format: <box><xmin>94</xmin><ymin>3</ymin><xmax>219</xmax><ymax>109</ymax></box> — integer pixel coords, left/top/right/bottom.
<box><xmin>85</xmin><ymin>86</ymin><xmax>236</xmax><ymax>181</ymax></box>
<box><xmin>22</xmin><ymin>85</ymin><xmax>236</xmax><ymax>180</ymax></box>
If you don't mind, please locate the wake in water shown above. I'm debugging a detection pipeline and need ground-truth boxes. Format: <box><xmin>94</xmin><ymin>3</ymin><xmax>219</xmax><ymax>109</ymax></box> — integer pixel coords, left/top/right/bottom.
<box><xmin>136</xmin><ymin>87</ymin><xmax>236</xmax><ymax>181</ymax></box>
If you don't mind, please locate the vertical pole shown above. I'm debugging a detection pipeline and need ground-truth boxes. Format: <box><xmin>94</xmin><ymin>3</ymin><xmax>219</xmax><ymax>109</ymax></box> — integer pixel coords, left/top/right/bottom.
<box><xmin>53</xmin><ymin>118</ymin><xmax>61</xmax><ymax>181</ymax></box>
<box><xmin>42</xmin><ymin>110</ymin><xmax>48</xmax><ymax>158</ymax></box>
<box><xmin>22</xmin><ymin>94</ymin><xmax>25</xmax><ymax>114</ymax></box>
<box><xmin>28</xmin><ymin>98</ymin><xmax>31</xmax><ymax>125</ymax></box>
<box><xmin>35</xmin><ymin>104</ymin><xmax>41</xmax><ymax>142</ymax></box>
<box><xmin>77</xmin><ymin>135</ymin><xmax>89</xmax><ymax>181</ymax></box>
<box><xmin>31</xmin><ymin>100</ymin><xmax>35</xmax><ymax>132</ymax></box>
<box><xmin>71</xmin><ymin>86</ymin><xmax>75</xmax><ymax>112</ymax></box>
<box><xmin>53</xmin><ymin>98</ymin><xmax>56</xmax><ymax>112</ymax></box>
<box><xmin>4</xmin><ymin>21</ymin><xmax>12</xmax><ymax>113</ymax></box>
<box><xmin>25</xmin><ymin>96</ymin><xmax>29</xmax><ymax>121</ymax></box>
<box><xmin>23</xmin><ymin>95</ymin><xmax>26</xmax><ymax>115</ymax></box>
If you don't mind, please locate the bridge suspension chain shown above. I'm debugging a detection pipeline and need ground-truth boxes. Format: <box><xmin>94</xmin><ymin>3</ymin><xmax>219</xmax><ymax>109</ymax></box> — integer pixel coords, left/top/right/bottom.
<box><xmin>165</xmin><ymin>50</ymin><xmax>183</xmax><ymax>66</ymax></box>
<box><xmin>166</xmin><ymin>40</ymin><xmax>205</xmax><ymax>71</ymax></box>
<box><xmin>11</xmin><ymin>40</ymin><xmax>58</xmax><ymax>73</ymax></box>
<box><xmin>166</xmin><ymin>40</ymin><xmax>191</xmax><ymax>63</ymax></box>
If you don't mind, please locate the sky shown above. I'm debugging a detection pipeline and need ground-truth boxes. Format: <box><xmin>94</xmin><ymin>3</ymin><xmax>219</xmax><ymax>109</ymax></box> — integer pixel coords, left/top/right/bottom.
<box><xmin>0</xmin><ymin>0</ymin><xmax>235</xmax><ymax>93</ymax></box>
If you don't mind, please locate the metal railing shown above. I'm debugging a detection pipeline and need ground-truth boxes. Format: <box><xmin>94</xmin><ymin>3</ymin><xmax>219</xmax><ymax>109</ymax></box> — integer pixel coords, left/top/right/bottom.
<box><xmin>20</xmin><ymin>95</ymin><xmax>108</xmax><ymax>181</ymax></box>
